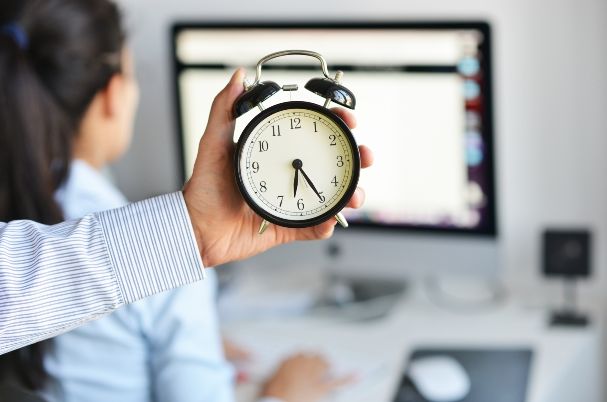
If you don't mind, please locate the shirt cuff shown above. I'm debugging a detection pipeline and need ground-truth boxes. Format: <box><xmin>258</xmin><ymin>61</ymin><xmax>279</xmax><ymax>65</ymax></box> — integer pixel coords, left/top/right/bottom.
<box><xmin>95</xmin><ymin>192</ymin><xmax>205</xmax><ymax>304</ymax></box>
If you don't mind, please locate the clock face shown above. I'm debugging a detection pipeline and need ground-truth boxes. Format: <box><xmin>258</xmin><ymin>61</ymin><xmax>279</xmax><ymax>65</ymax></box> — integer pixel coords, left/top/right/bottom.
<box><xmin>235</xmin><ymin>101</ymin><xmax>360</xmax><ymax>228</ymax></box>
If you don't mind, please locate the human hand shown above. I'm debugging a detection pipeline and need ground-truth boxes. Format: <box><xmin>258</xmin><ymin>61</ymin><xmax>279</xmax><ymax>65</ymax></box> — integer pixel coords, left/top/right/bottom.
<box><xmin>183</xmin><ymin>69</ymin><xmax>374</xmax><ymax>267</ymax></box>
<box><xmin>261</xmin><ymin>354</ymin><xmax>354</xmax><ymax>402</ymax></box>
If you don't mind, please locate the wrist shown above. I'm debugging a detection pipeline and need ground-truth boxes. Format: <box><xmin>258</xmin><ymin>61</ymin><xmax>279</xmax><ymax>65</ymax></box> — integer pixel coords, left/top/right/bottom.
<box><xmin>182</xmin><ymin>185</ymin><xmax>211</xmax><ymax>267</ymax></box>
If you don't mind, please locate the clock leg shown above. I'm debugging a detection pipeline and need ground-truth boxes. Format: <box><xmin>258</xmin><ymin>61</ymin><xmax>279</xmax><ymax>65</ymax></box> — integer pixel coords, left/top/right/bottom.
<box><xmin>258</xmin><ymin>219</ymin><xmax>270</xmax><ymax>235</ymax></box>
<box><xmin>335</xmin><ymin>212</ymin><xmax>349</xmax><ymax>228</ymax></box>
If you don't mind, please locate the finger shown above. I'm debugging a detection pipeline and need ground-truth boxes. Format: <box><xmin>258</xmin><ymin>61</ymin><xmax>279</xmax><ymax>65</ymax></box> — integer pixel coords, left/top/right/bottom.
<box><xmin>203</xmin><ymin>68</ymin><xmax>246</xmax><ymax>141</ymax></box>
<box><xmin>330</xmin><ymin>107</ymin><xmax>357</xmax><ymax>129</ymax></box>
<box><xmin>323</xmin><ymin>373</ymin><xmax>358</xmax><ymax>390</ymax></box>
<box><xmin>346</xmin><ymin>187</ymin><xmax>365</xmax><ymax>209</ymax></box>
<box><xmin>359</xmin><ymin>144</ymin><xmax>373</xmax><ymax>169</ymax></box>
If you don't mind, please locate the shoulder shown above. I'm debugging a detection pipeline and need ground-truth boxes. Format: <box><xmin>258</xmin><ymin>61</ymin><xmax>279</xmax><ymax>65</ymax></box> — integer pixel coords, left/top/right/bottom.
<box><xmin>55</xmin><ymin>160</ymin><xmax>128</xmax><ymax>219</ymax></box>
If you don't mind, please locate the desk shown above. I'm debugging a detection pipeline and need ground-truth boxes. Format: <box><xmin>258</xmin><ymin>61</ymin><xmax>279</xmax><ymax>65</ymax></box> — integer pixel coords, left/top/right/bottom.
<box><xmin>224</xmin><ymin>285</ymin><xmax>602</xmax><ymax>402</ymax></box>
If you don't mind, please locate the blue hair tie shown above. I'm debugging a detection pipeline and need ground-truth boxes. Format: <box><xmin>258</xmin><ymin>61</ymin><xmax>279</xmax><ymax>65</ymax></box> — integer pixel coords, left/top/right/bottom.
<box><xmin>1</xmin><ymin>23</ymin><xmax>29</xmax><ymax>50</ymax></box>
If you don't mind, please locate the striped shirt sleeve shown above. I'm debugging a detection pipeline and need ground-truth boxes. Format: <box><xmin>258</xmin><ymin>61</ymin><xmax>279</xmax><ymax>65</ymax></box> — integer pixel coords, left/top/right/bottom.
<box><xmin>0</xmin><ymin>192</ymin><xmax>205</xmax><ymax>355</ymax></box>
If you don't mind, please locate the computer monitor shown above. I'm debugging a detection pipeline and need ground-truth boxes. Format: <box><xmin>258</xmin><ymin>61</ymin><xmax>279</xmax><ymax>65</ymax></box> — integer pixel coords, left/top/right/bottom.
<box><xmin>172</xmin><ymin>22</ymin><xmax>499</xmax><ymax>279</ymax></box>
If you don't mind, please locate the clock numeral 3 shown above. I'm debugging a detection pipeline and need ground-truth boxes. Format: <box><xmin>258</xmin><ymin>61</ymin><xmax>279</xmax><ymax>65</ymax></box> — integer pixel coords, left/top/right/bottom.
<box><xmin>297</xmin><ymin>198</ymin><xmax>305</xmax><ymax>211</ymax></box>
<box><xmin>336</xmin><ymin>156</ymin><xmax>344</xmax><ymax>167</ymax></box>
<box><xmin>252</xmin><ymin>161</ymin><xmax>260</xmax><ymax>173</ymax></box>
<box><xmin>329</xmin><ymin>135</ymin><xmax>337</xmax><ymax>146</ymax></box>
<box><xmin>258</xmin><ymin>140</ymin><xmax>269</xmax><ymax>152</ymax></box>
<box><xmin>277</xmin><ymin>195</ymin><xmax>284</xmax><ymax>207</ymax></box>
<box><xmin>331</xmin><ymin>176</ymin><xmax>339</xmax><ymax>187</ymax></box>
<box><xmin>290</xmin><ymin>118</ymin><xmax>301</xmax><ymax>130</ymax></box>
<box><xmin>272</xmin><ymin>125</ymin><xmax>281</xmax><ymax>136</ymax></box>
<box><xmin>259</xmin><ymin>181</ymin><xmax>268</xmax><ymax>192</ymax></box>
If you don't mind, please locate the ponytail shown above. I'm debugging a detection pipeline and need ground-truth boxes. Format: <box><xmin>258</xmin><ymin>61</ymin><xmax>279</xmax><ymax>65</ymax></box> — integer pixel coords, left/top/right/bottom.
<box><xmin>0</xmin><ymin>27</ymin><xmax>70</xmax><ymax>225</ymax></box>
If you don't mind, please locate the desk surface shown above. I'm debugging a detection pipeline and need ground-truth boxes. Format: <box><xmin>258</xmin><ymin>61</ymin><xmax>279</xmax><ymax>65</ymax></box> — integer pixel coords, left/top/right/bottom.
<box><xmin>224</xmin><ymin>285</ymin><xmax>602</xmax><ymax>402</ymax></box>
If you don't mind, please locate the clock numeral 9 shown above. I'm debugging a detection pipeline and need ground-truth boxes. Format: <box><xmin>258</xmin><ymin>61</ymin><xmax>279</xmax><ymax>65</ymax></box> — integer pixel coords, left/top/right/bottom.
<box><xmin>259</xmin><ymin>181</ymin><xmax>267</xmax><ymax>192</ymax></box>
<box><xmin>290</xmin><ymin>118</ymin><xmax>301</xmax><ymax>130</ymax></box>
<box><xmin>329</xmin><ymin>135</ymin><xmax>337</xmax><ymax>146</ymax></box>
<box><xmin>251</xmin><ymin>161</ymin><xmax>260</xmax><ymax>173</ymax></box>
<box><xmin>258</xmin><ymin>140</ymin><xmax>269</xmax><ymax>152</ymax></box>
<box><xmin>272</xmin><ymin>125</ymin><xmax>281</xmax><ymax>137</ymax></box>
<box><xmin>297</xmin><ymin>198</ymin><xmax>305</xmax><ymax>211</ymax></box>
<box><xmin>336</xmin><ymin>156</ymin><xmax>344</xmax><ymax>167</ymax></box>
<box><xmin>277</xmin><ymin>195</ymin><xmax>284</xmax><ymax>207</ymax></box>
<box><xmin>331</xmin><ymin>176</ymin><xmax>339</xmax><ymax>187</ymax></box>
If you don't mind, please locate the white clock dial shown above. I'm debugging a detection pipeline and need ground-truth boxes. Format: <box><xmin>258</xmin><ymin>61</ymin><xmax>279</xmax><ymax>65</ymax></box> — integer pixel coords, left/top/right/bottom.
<box><xmin>237</xmin><ymin>103</ymin><xmax>358</xmax><ymax>225</ymax></box>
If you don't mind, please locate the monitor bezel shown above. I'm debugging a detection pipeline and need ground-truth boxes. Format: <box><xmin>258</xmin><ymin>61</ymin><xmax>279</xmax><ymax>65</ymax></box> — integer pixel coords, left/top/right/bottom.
<box><xmin>170</xmin><ymin>21</ymin><xmax>497</xmax><ymax>238</ymax></box>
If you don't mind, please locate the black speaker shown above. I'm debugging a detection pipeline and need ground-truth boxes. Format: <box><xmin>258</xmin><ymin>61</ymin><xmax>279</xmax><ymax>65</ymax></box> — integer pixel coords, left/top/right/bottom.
<box><xmin>541</xmin><ymin>229</ymin><xmax>592</xmax><ymax>327</ymax></box>
<box><xmin>542</xmin><ymin>229</ymin><xmax>591</xmax><ymax>278</ymax></box>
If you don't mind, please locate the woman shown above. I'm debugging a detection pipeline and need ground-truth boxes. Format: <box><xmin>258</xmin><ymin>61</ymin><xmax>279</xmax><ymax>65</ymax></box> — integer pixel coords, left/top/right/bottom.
<box><xmin>0</xmin><ymin>0</ymin><xmax>353</xmax><ymax>401</ymax></box>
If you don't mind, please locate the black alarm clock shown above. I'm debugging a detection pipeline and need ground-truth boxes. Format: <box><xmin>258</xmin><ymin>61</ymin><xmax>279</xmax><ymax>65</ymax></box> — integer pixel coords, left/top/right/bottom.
<box><xmin>233</xmin><ymin>50</ymin><xmax>360</xmax><ymax>234</ymax></box>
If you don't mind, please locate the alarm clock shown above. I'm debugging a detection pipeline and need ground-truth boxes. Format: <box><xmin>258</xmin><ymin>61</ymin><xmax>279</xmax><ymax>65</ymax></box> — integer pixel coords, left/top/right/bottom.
<box><xmin>233</xmin><ymin>50</ymin><xmax>360</xmax><ymax>234</ymax></box>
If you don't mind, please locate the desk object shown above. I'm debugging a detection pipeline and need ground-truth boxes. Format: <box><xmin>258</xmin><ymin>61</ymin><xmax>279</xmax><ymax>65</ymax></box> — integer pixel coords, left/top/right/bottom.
<box><xmin>394</xmin><ymin>349</ymin><xmax>532</xmax><ymax>402</ymax></box>
<box><xmin>542</xmin><ymin>229</ymin><xmax>592</xmax><ymax>327</ymax></box>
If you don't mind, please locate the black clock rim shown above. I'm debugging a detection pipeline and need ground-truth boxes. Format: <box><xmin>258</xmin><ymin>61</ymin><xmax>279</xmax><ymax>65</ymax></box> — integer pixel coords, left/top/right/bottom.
<box><xmin>234</xmin><ymin>101</ymin><xmax>361</xmax><ymax>228</ymax></box>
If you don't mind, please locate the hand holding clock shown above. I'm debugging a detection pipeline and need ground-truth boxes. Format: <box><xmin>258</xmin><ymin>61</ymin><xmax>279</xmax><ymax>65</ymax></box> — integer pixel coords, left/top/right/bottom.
<box><xmin>183</xmin><ymin>69</ymin><xmax>373</xmax><ymax>267</ymax></box>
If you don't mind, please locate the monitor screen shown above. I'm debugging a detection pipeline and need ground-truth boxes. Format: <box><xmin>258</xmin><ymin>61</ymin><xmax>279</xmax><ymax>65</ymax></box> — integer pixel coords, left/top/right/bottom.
<box><xmin>172</xmin><ymin>22</ymin><xmax>496</xmax><ymax>237</ymax></box>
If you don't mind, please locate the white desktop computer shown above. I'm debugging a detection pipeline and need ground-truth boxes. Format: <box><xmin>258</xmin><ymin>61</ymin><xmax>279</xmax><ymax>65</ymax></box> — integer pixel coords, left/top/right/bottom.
<box><xmin>171</xmin><ymin>22</ymin><xmax>499</xmax><ymax>280</ymax></box>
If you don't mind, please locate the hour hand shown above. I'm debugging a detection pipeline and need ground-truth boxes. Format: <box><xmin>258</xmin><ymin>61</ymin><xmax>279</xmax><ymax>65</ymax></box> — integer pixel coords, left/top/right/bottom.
<box><xmin>293</xmin><ymin>169</ymin><xmax>299</xmax><ymax>197</ymax></box>
<box><xmin>292</xmin><ymin>159</ymin><xmax>303</xmax><ymax>197</ymax></box>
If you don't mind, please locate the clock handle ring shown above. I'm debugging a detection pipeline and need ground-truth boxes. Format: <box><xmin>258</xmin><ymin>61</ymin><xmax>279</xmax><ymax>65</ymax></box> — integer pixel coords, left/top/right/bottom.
<box><xmin>251</xmin><ymin>50</ymin><xmax>332</xmax><ymax>87</ymax></box>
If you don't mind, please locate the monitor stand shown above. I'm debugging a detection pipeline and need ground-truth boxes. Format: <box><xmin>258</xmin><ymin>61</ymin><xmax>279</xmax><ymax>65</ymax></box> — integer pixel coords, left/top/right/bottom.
<box><xmin>549</xmin><ymin>279</ymin><xmax>589</xmax><ymax>327</ymax></box>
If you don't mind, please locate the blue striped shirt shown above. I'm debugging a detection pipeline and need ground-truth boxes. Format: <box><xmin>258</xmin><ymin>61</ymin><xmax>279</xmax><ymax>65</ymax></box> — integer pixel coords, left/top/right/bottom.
<box><xmin>0</xmin><ymin>191</ymin><xmax>205</xmax><ymax>355</ymax></box>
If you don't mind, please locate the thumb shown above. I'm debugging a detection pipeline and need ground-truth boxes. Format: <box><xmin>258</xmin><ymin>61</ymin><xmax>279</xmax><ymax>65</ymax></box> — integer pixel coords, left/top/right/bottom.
<box><xmin>204</xmin><ymin>68</ymin><xmax>246</xmax><ymax>141</ymax></box>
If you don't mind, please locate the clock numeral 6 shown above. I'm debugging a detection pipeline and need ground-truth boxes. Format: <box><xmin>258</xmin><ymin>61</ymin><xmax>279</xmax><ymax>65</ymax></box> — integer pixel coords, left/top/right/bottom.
<box><xmin>336</xmin><ymin>155</ymin><xmax>344</xmax><ymax>167</ymax></box>
<box><xmin>290</xmin><ymin>118</ymin><xmax>301</xmax><ymax>130</ymax></box>
<box><xmin>277</xmin><ymin>195</ymin><xmax>284</xmax><ymax>207</ymax></box>
<box><xmin>259</xmin><ymin>181</ymin><xmax>267</xmax><ymax>192</ymax></box>
<box><xmin>329</xmin><ymin>135</ymin><xmax>337</xmax><ymax>146</ymax></box>
<box><xmin>272</xmin><ymin>125</ymin><xmax>281</xmax><ymax>137</ymax></box>
<box><xmin>251</xmin><ymin>161</ymin><xmax>260</xmax><ymax>173</ymax></box>
<box><xmin>297</xmin><ymin>198</ymin><xmax>305</xmax><ymax>211</ymax></box>
<box><xmin>331</xmin><ymin>176</ymin><xmax>339</xmax><ymax>187</ymax></box>
<box><xmin>258</xmin><ymin>140</ymin><xmax>269</xmax><ymax>152</ymax></box>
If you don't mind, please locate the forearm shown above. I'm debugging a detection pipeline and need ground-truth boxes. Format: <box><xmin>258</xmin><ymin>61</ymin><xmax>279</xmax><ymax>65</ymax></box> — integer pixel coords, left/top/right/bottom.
<box><xmin>0</xmin><ymin>192</ymin><xmax>204</xmax><ymax>355</ymax></box>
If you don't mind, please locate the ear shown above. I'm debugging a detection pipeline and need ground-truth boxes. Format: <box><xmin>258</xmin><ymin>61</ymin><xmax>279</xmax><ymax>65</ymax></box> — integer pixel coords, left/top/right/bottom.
<box><xmin>100</xmin><ymin>73</ymin><xmax>125</xmax><ymax>118</ymax></box>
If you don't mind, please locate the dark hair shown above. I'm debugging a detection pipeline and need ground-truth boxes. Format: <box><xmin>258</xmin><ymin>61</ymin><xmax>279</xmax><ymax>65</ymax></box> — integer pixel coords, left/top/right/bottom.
<box><xmin>0</xmin><ymin>0</ymin><xmax>125</xmax><ymax>391</ymax></box>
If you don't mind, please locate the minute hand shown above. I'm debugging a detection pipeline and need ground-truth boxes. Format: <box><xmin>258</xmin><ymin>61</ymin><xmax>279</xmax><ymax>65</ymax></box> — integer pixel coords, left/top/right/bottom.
<box><xmin>299</xmin><ymin>168</ymin><xmax>325</xmax><ymax>202</ymax></box>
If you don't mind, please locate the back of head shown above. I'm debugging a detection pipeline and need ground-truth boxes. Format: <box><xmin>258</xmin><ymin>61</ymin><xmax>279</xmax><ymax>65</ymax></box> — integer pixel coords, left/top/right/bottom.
<box><xmin>0</xmin><ymin>0</ymin><xmax>124</xmax><ymax>224</ymax></box>
<box><xmin>0</xmin><ymin>0</ymin><xmax>125</xmax><ymax>390</ymax></box>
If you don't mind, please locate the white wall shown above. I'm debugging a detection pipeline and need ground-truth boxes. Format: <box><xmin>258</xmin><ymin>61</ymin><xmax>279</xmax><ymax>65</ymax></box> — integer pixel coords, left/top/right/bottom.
<box><xmin>113</xmin><ymin>0</ymin><xmax>607</xmax><ymax>297</ymax></box>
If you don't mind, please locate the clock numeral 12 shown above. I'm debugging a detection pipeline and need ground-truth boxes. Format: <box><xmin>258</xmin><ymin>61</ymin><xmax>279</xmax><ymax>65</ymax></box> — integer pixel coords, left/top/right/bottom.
<box><xmin>272</xmin><ymin>125</ymin><xmax>281</xmax><ymax>136</ymax></box>
<box><xmin>290</xmin><ymin>118</ymin><xmax>301</xmax><ymax>130</ymax></box>
<box><xmin>258</xmin><ymin>140</ymin><xmax>269</xmax><ymax>152</ymax></box>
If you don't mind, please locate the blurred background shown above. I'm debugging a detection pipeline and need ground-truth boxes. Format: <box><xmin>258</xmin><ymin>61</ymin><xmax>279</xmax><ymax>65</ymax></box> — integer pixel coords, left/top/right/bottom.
<box><xmin>109</xmin><ymin>0</ymin><xmax>607</xmax><ymax>401</ymax></box>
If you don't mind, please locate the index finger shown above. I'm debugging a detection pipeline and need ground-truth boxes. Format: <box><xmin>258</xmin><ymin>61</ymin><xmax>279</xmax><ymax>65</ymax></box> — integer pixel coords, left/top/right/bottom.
<box><xmin>330</xmin><ymin>107</ymin><xmax>357</xmax><ymax>129</ymax></box>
